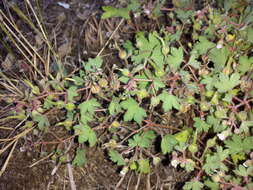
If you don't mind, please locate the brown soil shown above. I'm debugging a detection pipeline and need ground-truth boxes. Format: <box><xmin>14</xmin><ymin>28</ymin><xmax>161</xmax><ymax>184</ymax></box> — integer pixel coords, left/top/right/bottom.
<box><xmin>0</xmin><ymin>143</ymin><xmax>187</xmax><ymax>190</ymax></box>
<box><xmin>0</xmin><ymin>120</ymin><xmax>188</xmax><ymax>189</ymax></box>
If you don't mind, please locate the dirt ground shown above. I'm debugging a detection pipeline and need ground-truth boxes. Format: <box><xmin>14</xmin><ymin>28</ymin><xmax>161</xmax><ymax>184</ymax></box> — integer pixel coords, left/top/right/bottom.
<box><xmin>0</xmin><ymin>124</ymin><xmax>188</xmax><ymax>189</ymax></box>
<box><xmin>0</xmin><ymin>0</ymin><xmax>190</xmax><ymax>189</ymax></box>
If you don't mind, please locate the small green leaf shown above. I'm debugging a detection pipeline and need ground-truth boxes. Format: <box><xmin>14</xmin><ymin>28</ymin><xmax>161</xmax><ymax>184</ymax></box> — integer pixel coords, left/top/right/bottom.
<box><xmin>67</xmin><ymin>86</ymin><xmax>78</xmax><ymax>102</ymax></box>
<box><xmin>183</xmin><ymin>180</ymin><xmax>204</xmax><ymax>190</ymax></box>
<box><xmin>209</xmin><ymin>47</ymin><xmax>230</xmax><ymax>72</ymax></box>
<box><xmin>206</xmin><ymin>137</ymin><xmax>217</xmax><ymax>148</ymax></box>
<box><xmin>101</xmin><ymin>1</ymin><xmax>140</xmax><ymax>20</ymax></box>
<box><xmin>201</xmin><ymin>75</ymin><xmax>217</xmax><ymax>91</ymax></box>
<box><xmin>175</xmin><ymin>9</ymin><xmax>194</xmax><ymax>23</ymax></box>
<box><xmin>78</xmin><ymin>98</ymin><xmax>100</xmax><ymax>124</ymax></box>
<box><xmin>123</xmin><ymin>40</ymin><xmax>135</xmax><ymax>55</ymax></box>
<box><xmin>72</xmin><ymin>76</ymin><xmax>84</xmax><ymax>86</ymax></box>
<box><xmin>224</xmin><ymin>0</ymin><xmax>234</xmax><ymax>11</ymax></box>
<box><xmin>150</xmin><ymin>45</ymin><xmax>165</xmax><ymax>71</ymax></box>
<box><xmin>121</xmin><ymin>98</ymin><xmax>147</xmax><ymax>124</ymax></box>
<box><xmin>138</xmin><ymin>159</ymin><xmax>150</xmax><ymax>174</ymax></box>
<box><xmin>238</xmin><ymin>56</ymin><xmax>253</xmax><ymax>74</ymax></box>
<box><xmin>108</xmin><ymin>97</ymin><xmax>121</xmax><ymax>115</ymax></box>
<box><xmin>193</xmin><ymin>36</ymin><xmax>215</xmax><ymax>55</ymax></box>
<box><xmin>231</xmin><ymin>153</ymin><xmax>246</xmax><ymax>164</ymax></box>
<box><xmin>83</xmin><ymin>56</ymin><xmax>103</xmax><ymax>72</ymax></box>
<box><xmin>72</xmin><ymin>148</ymin><xmax>87</xmax><ymax>166</ymax></box>
<box><xmin>184</xmin><ymin>159</ymin><xmax>195</xmax><ymax>172</ymax></box>
<box><xmin>161</xmin><ymin>134</ymin><xmax>178</xmax><ymax>154</ymax></box>
<box><xmin>234</xmin><ymin>165</ymin><xmax>249</xmax><ymax>177</ymax></box>
<box><xmin>214</xmin><ymin>73</ymin><xmax>240</xmax><ymax>93</ymax></box>
<box><xmin>174</xmin><ymin>129</ymin><xmax>191</xmax><ymax>143</ymax></box>
<box><xmin>132</xmin><ymin>32</ymin><xmax>161</xmax><ymax>64</ymax></box>
<box><xmin>65</xmin><ymin>102</ymin><xmax>75</xmax><ymax>111</ymax></box>
<box><xmin>150</xmin><ymin>96</ymin><xmax>160</xmax><ymax>107</ymax></box>
<box><xmin>225</xmin><ymin>135</ymin><xmax>253</xmax><ymax>155</ymax></box>
<box><xmin>193</xmin><ymin>117</ymin><xmax>211</xmax><ymax>133</ymax></box>
<box><xmin>239</xmin><ymin>121</ymin><xmax>253</xmax><ymax>133</ymax></box>
<box><xmin>158</xmin><ymin>91</ymin><xmax>180</xmax><ymax>111</ymax></box>
<box><xmin>168</xmin><ymin>47</ymin><xmax>184</xmax><ymax>71</ymax></box>
<box><xmin>204</xmin><ymin>180</ymin><xmax>219</xmax><ymax>190</ymax></box>
<box><xmin>43</xmin><ymin>98</ymin><xmax>55</xmax><ymax>109</ymax></box>
<box><xmin>24</xmin><ymin>79</ymin><xmax>40</xmax><ymax>95</ymax></box>
<box><xmin>128</xmin><ymin>130</ymin><xmax>156</xmax><ymax>148</ymax></box>
<box><xmin>203</xmin><ymin>146</ymin><xmax>229</xmax><ymax>175</ymax></box>
<box><xmin>119</xmin><ymin>76</ymin><xmax>130</xmax><ymax>84</ymax></box>
<box><xmin>188</xmin><ymin>50</ymin><xmax>200</xmax><ymax>69</ymax></box>
<box><xmin>109</xmin><ymin>150</ymin><xmax>125</xmax><ymax>166</ymax></box>
<box><xmin>130</xmin><ymin>161</ymin><xmax>138</xmax><ymax>170</ymax></box>
<box><xmin>127</xmin><ymin>0</ymin><xmax>141</xmax><ymax>12</ymax></box>
<box><xmin>101</xmin><ymin>6</ymin><xmax>130</xmax><ymax>19</ymax></box>
<box><xmin>73</xmin><ymin>124</ymin><xmax>97</xmax><ymax>147</ymax></box>
<box><xmin>247</xmin><ymin>27</ymin><xmax>253</xmax><ymax>43</ymax></box>
<box><xmin>32</xmin><ymin>113</ymin><xmax>49</xmax><ymax>130</ymax></box>
<box><xmin>214</xmin><ymin>108</ymin><xmax>228</xmax><ymax>119</ymax></box>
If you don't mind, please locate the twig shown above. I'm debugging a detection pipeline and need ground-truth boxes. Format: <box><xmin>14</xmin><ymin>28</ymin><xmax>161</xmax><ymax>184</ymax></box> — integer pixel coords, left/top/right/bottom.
<box><xmin>146</xmin><ymin>173</ymin><xmax>151</xmax><ymax>190</ymax></box>
<box><xmin>65</xmin><ymin>141</ymin><xmax>76</xmax><ymax>190</ymax></box>
<box><xmin>0</xmin><ymin>140</ymin><xmax>18</xmax><ymax>177</ymax></box>
<box><xmin>51</xmin><ymin>162</ymin><xmax>61</xmax><ymax>176</ymax></box>
<box><xmin>66</xmin><ymin>153</ymin><xmax>76</xmax><ymax>190</ymax></box>
<box><xmin>116</xmin><ymin>174</ymin><xmax>126</xmax><ymax>189</ymax></box>
<box><xmin>97</xmin><ymin>18</ymin><xmax>124</xmax><ymax>57</ymax></box>
<box><xmin>127</xmin><ymin>172</ymin><xmax>133</xmax><ymax>190</ymax></box>
<box><xmin>0</xmin><ymin>127</ymin><xmax>34</xmax><ymax>155</ymax></box>
<box><xmin>135</xmin><ymin>173</ymin><xmax>141</xmax><ymax>190</ymax></box>
<box><xmin>29</xmin><ymin>152</ymin><xmax>54</xmax><ymax>168</ymax></box>
<box><xmin>119</xmin><ymin>126</ymin><xmax>147</xmax><ymax>145</ymax></box>
<box><xmin>0</xmin><ymin>126</ymin><xmax>13</xmax><ymax>130</ymax></box>
<box><xmin>32</xmin><ymin>135</ymin><xmax>75</xmax><ymax>146</ymax></box>
<box><xmin>144</xmin><ymin>120</ymin><xmax>182</xmax><ymax>131</ymax></box>
<box><xmin>51</xmin><ymin>140</ymin><xmax>73</xmax><ymax>176</ymax></box>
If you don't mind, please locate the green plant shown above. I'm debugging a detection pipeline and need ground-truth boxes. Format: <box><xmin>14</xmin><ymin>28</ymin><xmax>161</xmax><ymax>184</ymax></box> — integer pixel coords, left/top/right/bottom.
<box><xmin>99</xmin><ymin>2</ymin><xmax>253</xmax><ymax>188</ymax></box>
<box><xmin>101</xmin><ymin>0</ymin><xmax>141</xmax><ymax>19</ymax></box>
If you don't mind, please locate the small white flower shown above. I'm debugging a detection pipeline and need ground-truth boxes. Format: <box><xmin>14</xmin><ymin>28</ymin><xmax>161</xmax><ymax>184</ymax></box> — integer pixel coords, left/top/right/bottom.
<box><xmin>217</xmin><ymin>129</ymin><xmax>231</xmax><ymax>141</ymax></box>
<box><xmin>243</xmin><ymin>162</ymin><xmax>248</xmax><ymax>168</ymax></box>
<box><xmin>20</xmin><ymin>146</ymin><xmax>26</xmax><ymax>152</ymax></box>
<box><xmin>217</xmin><ymin>133</ymin><xmax>226</xmax><ymax>141</ymax></box>
<box><xmin>216</xmin><ymin>43</ymin><xmax>223</xmax><ymax>49</ymax></box>
<box><xmin>120</xmin><ymin>166</ymin><xmax>129</xmax><ymax>176</ymax></box>
<box><xmin>144</xmin><ymin>9</ymin><xmax>151</xmax><ymax>15</ymax></box>
<box><xmin>171</xmin><ymin>159</ymin><xmax>179</xmax><ymax>168</ymax></box>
